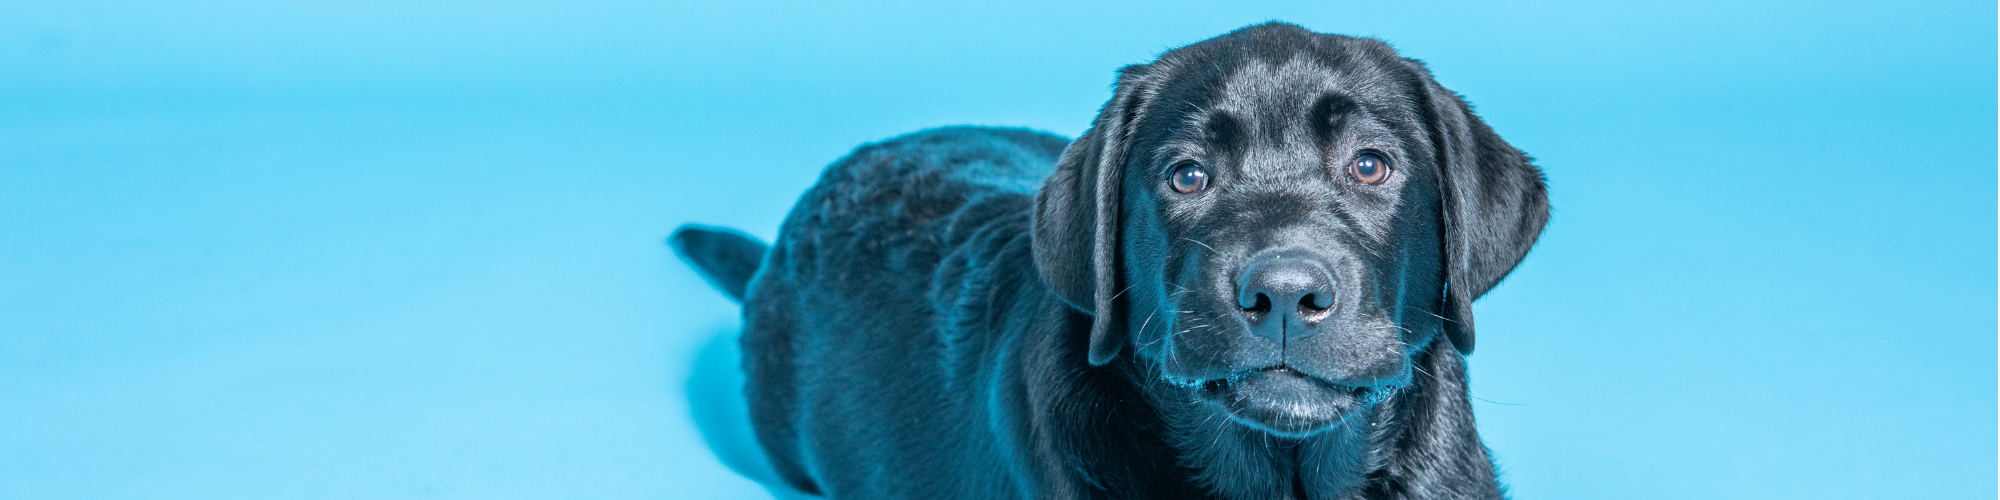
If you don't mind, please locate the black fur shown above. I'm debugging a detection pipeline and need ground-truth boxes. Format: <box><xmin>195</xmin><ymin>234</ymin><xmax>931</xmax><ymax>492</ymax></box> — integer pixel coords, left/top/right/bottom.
<box><xmin>676</xmin><ymin>23</ymin><xmax>1548</xmax><ymax>500</ymax></box>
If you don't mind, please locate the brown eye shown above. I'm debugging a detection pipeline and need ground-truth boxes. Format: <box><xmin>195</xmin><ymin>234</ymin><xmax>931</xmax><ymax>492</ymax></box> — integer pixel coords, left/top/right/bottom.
<box><xmin>1169</xmin><ymin>161</ymin><xmax>1209</xmax><ymax>193</ymax></box>
<box><xmin>1350</xmin><ymin>153</ymin><xmax>1390</xmax><ymax>185</ymax></box>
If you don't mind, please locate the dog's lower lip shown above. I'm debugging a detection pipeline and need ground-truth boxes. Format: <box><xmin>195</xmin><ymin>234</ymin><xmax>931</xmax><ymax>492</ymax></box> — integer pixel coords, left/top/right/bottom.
<box><xmin>1194</xmin><ymin>366</ymin><xmax>1309</xmax><ymax>389</ymax></box>
<box><xmin>1193</xmin><ymin>367</ymin><xmax>1363</xmax><ymax>437</ymax></box>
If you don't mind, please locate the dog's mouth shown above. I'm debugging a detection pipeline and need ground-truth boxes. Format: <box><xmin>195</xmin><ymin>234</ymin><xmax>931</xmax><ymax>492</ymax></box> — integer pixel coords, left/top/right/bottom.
<box><xmin>1193</xmin><ymin>367</ymin><xmax>1390</xmax><ymax>438</ymax></box>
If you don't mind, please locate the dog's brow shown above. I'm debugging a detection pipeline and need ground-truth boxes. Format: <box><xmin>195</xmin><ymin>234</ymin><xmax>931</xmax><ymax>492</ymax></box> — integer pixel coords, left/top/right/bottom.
<box><xmin>1311</xmin><ymin>93</ymin><xmax>1360</xmax><ymax>142</ymax></box>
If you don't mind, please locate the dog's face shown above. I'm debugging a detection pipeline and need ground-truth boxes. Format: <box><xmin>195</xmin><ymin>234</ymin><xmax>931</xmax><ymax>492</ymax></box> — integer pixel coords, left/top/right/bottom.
<box><xmin>1120</xmin><ymin>53</ymin><xmax>1444</xmax><ymax>437</ymax></box>
<box><xmin>1035</xmin><ymin>24</ymin><xmax>1548</xmax><ymax>438</ymax></box>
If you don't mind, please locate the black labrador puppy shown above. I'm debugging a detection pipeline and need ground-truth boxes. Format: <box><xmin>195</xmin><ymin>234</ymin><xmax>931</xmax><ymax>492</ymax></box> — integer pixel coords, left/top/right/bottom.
<box><xmin>672</xmin><ymin>22</ymin><xmax>1548</xmax><ymax>500</ymax></box>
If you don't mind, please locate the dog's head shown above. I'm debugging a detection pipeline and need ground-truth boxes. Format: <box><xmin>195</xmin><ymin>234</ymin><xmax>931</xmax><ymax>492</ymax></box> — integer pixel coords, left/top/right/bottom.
<box><xmin>1034</xmin><ymin>23</ymin><xmax>1547</xmax><ymax>437</ymax></box>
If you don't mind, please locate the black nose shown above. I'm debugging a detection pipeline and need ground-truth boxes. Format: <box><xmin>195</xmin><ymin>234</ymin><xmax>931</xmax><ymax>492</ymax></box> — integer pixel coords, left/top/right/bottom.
<box><xmin>1235</xmin><ymin>253</ymin><xmax>1336</xmax><ymax>338</ymax></box>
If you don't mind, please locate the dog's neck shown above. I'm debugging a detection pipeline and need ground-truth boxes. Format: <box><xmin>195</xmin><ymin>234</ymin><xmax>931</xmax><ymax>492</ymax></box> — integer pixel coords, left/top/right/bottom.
<box><xmin>1124</xmin><ymin>339</ymin><xmax>1500</xmax><ymax>500</ymax></box>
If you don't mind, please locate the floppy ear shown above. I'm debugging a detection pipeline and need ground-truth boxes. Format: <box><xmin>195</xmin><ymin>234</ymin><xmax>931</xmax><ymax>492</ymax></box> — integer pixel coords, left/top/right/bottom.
<box><xmin>1408</xmin><ymin>59</ymin><xmax>1550</xmax><ymax>355</ymax></box>
<box><xmin>1033</xmin><ymin>64</ymin><xmax>1156</xmax><ymax>366</ymax></box>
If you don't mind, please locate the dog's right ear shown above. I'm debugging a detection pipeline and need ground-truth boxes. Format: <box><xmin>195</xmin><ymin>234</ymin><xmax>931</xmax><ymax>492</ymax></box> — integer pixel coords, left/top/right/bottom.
<box><xmin>1033</xmin><ymin>64</ymin><xmax>1156</xmax><ymax>366</ymax></box>
<box><xmin>1406</xmin><ymin>59</ymin><xmax>1551</xmax><ymax>355</ymax></box>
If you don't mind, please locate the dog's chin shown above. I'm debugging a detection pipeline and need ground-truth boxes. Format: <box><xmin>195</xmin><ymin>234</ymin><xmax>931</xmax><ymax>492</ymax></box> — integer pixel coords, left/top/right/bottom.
<box><xmin>1194</xmin><ymin>368</ymin><xmax>1371</xmax><ymax>438</ymax></box>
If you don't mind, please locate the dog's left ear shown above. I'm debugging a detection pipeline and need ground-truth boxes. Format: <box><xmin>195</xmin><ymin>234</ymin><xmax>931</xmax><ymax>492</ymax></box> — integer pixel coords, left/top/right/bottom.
<box><xmin>1033</xmin><ymin>64</ymin><xmax>1157</xmax><ymax>366</ymax></box>
<box><xmin>1407</xmin><ymin>59</ymin><xmax>1550</xmax><ymax>355</ymax></box>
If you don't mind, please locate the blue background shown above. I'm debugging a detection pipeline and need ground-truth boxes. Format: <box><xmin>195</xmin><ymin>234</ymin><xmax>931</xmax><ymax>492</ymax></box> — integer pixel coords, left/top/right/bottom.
<box><xmin>2</xmin><ymin>1</ymin><xmax>1993</xmax><ymax>498</ymax></box>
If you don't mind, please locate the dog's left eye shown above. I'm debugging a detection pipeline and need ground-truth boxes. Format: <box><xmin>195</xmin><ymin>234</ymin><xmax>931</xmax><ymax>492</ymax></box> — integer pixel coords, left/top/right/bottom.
<box><xmin>1169</xmin><ymin>161</ymin><xmax>1210</xmax><ymax>194</ymax></box>
<box><xmin>1350</xmin><ymin>153</ymin><xmax>1391</xmax><ymax>185</ymax></box>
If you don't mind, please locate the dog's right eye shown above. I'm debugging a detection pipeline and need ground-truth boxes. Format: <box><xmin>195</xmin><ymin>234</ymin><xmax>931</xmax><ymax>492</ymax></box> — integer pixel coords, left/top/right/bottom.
<box><xmin>1169</xmin><ymin>161</ymin><xmax>1209</xmax><ymax>194</ymax></box>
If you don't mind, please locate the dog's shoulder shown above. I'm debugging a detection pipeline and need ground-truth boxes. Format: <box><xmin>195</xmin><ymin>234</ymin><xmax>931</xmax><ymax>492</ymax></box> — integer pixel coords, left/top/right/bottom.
<box><xmin>806</xmin><ymin>126</ymin><xmax>1065</xmax><ymax>220</ymax></box>
<box><xmin>764</xmin><ymin>126</ymin><xmax>1072</xmax><ymax>375</ymax></box>
<box><xmin>740</xmin><ymin>126</ymin><xmax>1079</xmax><ymax>497</ymax></box>
<box><xmin>771</xmin><ymin>126</ymin><xmax>1068</xmax><ymax>283</ymax></box>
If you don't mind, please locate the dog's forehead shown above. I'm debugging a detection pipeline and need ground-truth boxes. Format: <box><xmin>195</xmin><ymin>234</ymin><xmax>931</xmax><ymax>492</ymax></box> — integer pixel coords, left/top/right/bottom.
<box><xmin>1208</xmin><ymin>55</ymin><xmax>1409</xmax><ymax>128</ymax></box>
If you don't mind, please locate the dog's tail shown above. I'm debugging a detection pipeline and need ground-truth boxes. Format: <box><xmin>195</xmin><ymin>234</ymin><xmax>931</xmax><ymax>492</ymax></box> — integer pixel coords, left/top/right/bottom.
<box><xmin>669</xmin><ymin>224</ymin><xmax>768</xmax><ymax>302</ymax></box>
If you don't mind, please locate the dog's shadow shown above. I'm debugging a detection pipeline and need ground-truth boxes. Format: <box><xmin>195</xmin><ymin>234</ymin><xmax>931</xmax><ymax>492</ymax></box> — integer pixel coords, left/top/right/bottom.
<box><xmin>687</xmin><ymin>328</ymin><xmax>817</xmax><ymax>499</ymax></box>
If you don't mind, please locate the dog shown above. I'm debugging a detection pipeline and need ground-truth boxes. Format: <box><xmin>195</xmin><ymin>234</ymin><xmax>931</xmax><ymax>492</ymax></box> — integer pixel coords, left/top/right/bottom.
<box><xmin>671</xmin><ymin>22</ymin><xmax>1548</xmax><ymax>500</ymax></box>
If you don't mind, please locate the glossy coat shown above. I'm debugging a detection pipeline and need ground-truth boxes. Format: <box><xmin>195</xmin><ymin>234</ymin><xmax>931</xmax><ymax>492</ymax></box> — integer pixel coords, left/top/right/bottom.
<box><xmin>672</xmin><ymin>22</ymin><xmax>1549</xmax><ymax>500</ymax></box>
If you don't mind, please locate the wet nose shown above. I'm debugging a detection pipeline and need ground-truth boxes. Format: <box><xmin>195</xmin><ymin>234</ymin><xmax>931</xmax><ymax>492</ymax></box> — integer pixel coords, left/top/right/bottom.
<box><xmin>1235</xmin><ymin>254</ymin><xmax>1335</xmax><ymax>339</ymax></box>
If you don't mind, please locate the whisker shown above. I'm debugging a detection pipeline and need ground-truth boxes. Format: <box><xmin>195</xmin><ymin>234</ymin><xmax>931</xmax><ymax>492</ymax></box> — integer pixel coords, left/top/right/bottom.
<box><xmin>1180</xmin><ymin>237</ymin><xmax>1219</xmax><ymax>254</ymax></box>
<box><xmin>1398</xmin><ymin>305</ymin><xmax>1461</xmax><ymax>325</ymax></box>
<box><xmin>1412</xmin><ymin>362</ymin><xmax>1435</xmax><ymax>381</ymax></box>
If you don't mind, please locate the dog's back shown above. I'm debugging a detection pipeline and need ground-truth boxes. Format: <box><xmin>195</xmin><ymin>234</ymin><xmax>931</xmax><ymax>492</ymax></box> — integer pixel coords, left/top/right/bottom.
<box><xmin>677</xmin><ymin>127</ymin><xmax>1070</xmax><ymax>497</ymax></box>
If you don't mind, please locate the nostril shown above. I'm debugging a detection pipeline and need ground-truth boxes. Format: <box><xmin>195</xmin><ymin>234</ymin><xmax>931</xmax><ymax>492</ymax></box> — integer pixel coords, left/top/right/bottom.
<box><xmin>1237</xmin><ymin>293</ymin><xmax>1273</xmax><ymax>324</ymax></box>
<box><xmin>1298</xmin><ymin>294</ymin><xmax>1327</xmax><ymax>312</ymax></box>
<box><xmin>1244</xmin><ymin>293</ymin><xmax>1272</xmax><ymax>313</ymax></box>
<box><xmin>1297</xmin><ymin>294</ymin><xmax>1331</xmax><ymax>322</ymax></box>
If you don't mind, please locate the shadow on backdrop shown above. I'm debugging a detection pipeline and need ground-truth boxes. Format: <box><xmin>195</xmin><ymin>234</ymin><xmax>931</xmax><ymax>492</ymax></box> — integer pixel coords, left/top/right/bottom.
<box><xmin>686</xmin><ymin>326</ymin><xmax>796</xmax><ymax>499</ymax></box>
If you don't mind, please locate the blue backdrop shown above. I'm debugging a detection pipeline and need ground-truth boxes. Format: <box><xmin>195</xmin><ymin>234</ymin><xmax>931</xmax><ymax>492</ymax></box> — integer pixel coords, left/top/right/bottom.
<box><xmin>2</xmin><ymin>1</ymin><xmax>1993</xmax><ymax>498</ymax></box>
